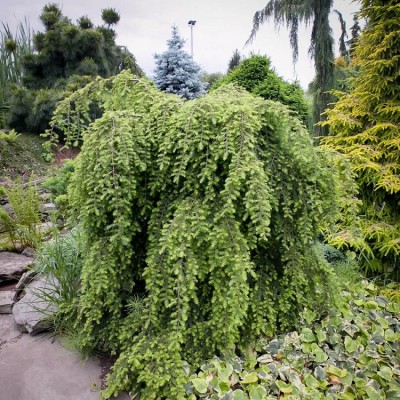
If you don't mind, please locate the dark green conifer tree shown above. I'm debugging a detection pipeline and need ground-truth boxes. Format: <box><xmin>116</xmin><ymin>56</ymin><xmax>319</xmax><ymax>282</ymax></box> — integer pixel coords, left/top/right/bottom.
<box><xmin>7</xmin><ymin>3</ymin><xmax>142</xmax><ymax>133</ymax></box>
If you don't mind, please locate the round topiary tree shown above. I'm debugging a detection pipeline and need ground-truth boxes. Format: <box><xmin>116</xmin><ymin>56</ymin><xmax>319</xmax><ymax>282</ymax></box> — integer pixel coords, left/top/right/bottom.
<box><xmin>50</xmin><ymin>70</ymin><xmax>340</xmax><ymax>399</ymax></box>
<box><xmin>212</xmin><ymin>55</ymin><xmax>310</xmax><ymax>127</ymax></box>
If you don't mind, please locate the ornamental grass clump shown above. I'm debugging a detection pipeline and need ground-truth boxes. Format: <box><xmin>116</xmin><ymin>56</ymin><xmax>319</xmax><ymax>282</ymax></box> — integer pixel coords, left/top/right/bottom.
<box><xmin>50</xmin><ymin>70</ymin><xmax>341</xmax><ymax>399</ymax></box>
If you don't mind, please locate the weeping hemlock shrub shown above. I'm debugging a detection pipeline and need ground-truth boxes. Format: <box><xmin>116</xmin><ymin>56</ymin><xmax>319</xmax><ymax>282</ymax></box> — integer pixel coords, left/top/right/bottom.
<box><xmin>51</xmin><ymin>70</ymin><xmax>340</xmax><ymax>398</ymax></box>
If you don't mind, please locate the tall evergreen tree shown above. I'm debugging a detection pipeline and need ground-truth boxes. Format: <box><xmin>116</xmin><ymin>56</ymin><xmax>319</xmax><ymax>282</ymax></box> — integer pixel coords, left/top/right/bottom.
<box><xmin>334</xmin><ymin>10</ymin><xmax>349</xmax><ymax>60</ymax></box>
<box><xmin>321</xmin><ymin>0</ymin><xmax>400</xmax><ymax>273</ymax></box>
<box><xmin>153</xmin><ymin>26</ymin><xmax>207</xmax><ymax>100</ymax></box>
<box><xmin>348</xmin><ymin>14</ymin><xmax>361</xmax><ymax>56</ymax></box>
<box><xmin>227</xmin><ymin>49</ymin><xmax>241</xmax><ymax>72</ymax></box>
<box><xmin>246</xmin><ymin>0</ymin><xmax>335</xmax><ymax>136</ymax></box>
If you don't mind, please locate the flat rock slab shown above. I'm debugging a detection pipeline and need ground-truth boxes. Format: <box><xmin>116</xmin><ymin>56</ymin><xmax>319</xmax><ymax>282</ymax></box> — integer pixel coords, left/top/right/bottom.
<box><xmin>0</xmin><ymin>331</ymin><xmax>101</xmax><ymax>400</ymax></box>
<box><xmin>0</xmin><ymin>314</ymin><xmax>22</xmax><ymax>347</ymax></box>
<box><xmin>0</xmin><ymin>252</ymin><xmax>33</xmax><ymax>282</ymax></box>
<box><xmin>0</xmin><ymin>314</ymin><xmax>130</xmax><ymax>400</ymax></box>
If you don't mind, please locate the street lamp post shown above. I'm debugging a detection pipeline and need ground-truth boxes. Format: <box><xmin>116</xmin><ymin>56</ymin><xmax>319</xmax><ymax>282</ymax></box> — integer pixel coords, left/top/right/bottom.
<box><xmin>188</xmin><ymin>20</ymin><xmax>196</xmax><ymax>58</ymax></box>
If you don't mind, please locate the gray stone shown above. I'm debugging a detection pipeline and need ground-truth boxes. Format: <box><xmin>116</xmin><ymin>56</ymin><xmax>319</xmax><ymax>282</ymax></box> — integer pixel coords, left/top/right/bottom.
<box><xmin>37</xmin><ymin>222</ymin><xmax>56</xmax><ymax>233</ymax></box>
<box><xmin>21</xmin><ymin>247</ymin><xmax>35</xmax><ymax>258</ymax></box>
<box><xmin>0</xmin><ymin>252</ymin><xmax>33</xmax><ymax>282</ymax></box>
<box><xmin>0</xmin><ymin>313</ymin><xmax>131</xmax><ymax>400</ymax></box>
<box><xmin>0</xmin><ymin>313</ymin><xmax>22</xmax><ymax>346</ymax></box>
<box><xmin>0</xmin><ymin>290</ymin><xmax>14</xmax><ymax>314</ymax></box>
<box><xmin>12</xmin><ymin>276</ymin><xmax>59</xmax><ymax>335</ymax></box>
<box><xmin>1</xmin><ymin>202</ymin><xmax>14</xmax><ymax>216</ymax></box>
<box><xmin>13</xmin><ymin>270</ymin><xmax>37</xmax><ymax>302</ymax></box>
<box><xmin>43</xmin><ymin>203</ymin><xmax>57</xmax><ymax>212</ymax></box>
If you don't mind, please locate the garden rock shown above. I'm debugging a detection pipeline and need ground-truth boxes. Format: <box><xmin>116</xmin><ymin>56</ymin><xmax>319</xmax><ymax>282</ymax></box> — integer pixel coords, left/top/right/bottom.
<box><xmin>13</xmin><ymin>275</ymin><xmax>58</xmax><ymax>335</ymax></box>
<box><xmin>13</xmin><ymin>270</ymin><xmax>36</xmax><ymax>302</ymax></box>
<box><xmin>1</xmin><ymin>202</ymin><xmax>13</xmax><ymax>216</ymax></box>
<box><xmin>43</xmin><ymin>202</ymin><xmax>57</xmax><ymax>212</ymax></box>
<box><xmin>0</xmin><ymin>252</ymin><xmax>33</xmax><ymax>282</ymax></box>
<box><xmin>21</xmin><ymin>247</ymin><xmax>35</xmax><ymax>258</ymax></box>
<box><xmin>37</xmin><ymin>221</ymin><xmax>56</xmax><ymax>235</ymax></box>
<box><xmin>0</xmin><ymin>290</ymin><xmax>14</xmax><ymax>314</ymax></box>
<box><xmin>39</xmin><ymin>191</ymin><xmax>52</xmax><ymax>202</ymax></box>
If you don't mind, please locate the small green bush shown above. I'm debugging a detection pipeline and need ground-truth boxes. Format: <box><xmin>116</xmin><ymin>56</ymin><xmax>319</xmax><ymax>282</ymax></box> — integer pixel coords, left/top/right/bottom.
<box><xmin>44</xmin><ymin>159</ymin><xmax>75</xmax><ymax>218</ymax></box>
<box><xmin>212</xmin><ymin>55</ymin><xmax>310</xmax><ymax>126</ymax></box>
<box><xmin>34</xmin><ymin>228</ymin><xmax>83</xmax><ymax>335</ymax></box>
<box><xmin>0</xmin><ymin>129</ymin><xmax>20</xmax><ymax>143</ymax></box>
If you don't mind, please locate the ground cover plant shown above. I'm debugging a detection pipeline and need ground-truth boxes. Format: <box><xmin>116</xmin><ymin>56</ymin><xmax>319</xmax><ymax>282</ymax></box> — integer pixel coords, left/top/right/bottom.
<box><xmin>184</xmin><ymin>279</ymin><xmax>400</xmax><ymax>399</ymax></box>
<box><xmin>47</xmin><ymin>70</ymin><xmax>345</xmax><ymax>399</ymax></box>
<box><xmin>0</xmin><ymin>132</ymin><xmax>49</xmax><ymax>181</ymax></box>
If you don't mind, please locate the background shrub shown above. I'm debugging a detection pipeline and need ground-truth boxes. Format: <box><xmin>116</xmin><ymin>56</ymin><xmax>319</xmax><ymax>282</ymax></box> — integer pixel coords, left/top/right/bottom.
<box><xmin>212</xmin><ymin>55</ymin><xmax>310</xmax><ymax>126</ymax></box>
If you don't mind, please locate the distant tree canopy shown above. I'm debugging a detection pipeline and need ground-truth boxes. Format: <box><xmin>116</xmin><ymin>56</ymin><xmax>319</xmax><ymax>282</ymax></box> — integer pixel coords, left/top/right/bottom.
<box><xmin>7</xmin><ymin>3</ymin><xmax>142</xmax><ymax>133</ymax></box>
<box><xmin>153</xmin><ymin>26</ymin><xmax>207</xmax><ymax>100</ymax></box>
<box><xmin>212</xmin><ymin>55</ymin><xmax>310</xmax><ymax>126</ymax></box>
<box><xmin>22</xmin><ymin>3</ymin><xmax>141</xmax><ymax>89</ymax></box>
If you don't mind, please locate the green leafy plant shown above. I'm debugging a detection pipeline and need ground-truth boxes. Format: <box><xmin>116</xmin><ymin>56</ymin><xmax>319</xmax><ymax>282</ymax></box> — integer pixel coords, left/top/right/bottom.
<box><xmin>0</xmin><ymin>19</ymin><xmax>32</xmax><ymax>129</ymax></box>
<box><xmin>0</xmin><ymin>178</ymin><xmax>41</xmax><ymax>248</ymax></box>
<box><xmin>49</xmin><ymin>70</ymin><xmax>342</xmax><ymax>399</ymax></box>
<box><xmin>0</xmin><ymin>129</ymin><xmax>20</xmax><ymax>143</ymax></box>
<box><xmin>43</xmin><ymin>159</ymin><xmax>75</xmax><ymax>218</ymax></box>
<box><xmin>185</xmin><ymin>281</ymin><xmax>400</xmax><ymax>399</ymax></box>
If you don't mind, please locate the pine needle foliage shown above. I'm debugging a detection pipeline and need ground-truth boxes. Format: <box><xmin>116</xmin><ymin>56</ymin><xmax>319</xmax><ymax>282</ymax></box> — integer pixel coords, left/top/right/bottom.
<box><xmin>6</xmin><ymin>3</ymin><xmax>142</xmax><ymax>133</ymax></box>
<box><xmin>51</xmin><ymin>70</ymin><xmax>341</xmax><ymax>398</ymax></box>
<box><xmin>321</xmin><ymin>0</ymin><xmax>400</xmax><ymax>274</ymax></box>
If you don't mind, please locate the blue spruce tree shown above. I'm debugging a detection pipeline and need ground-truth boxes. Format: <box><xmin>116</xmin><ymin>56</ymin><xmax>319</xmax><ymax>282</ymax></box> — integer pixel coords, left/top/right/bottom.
<box><xmin>154</xmin><ymin>26</ymin><xmax>207</xmax><ymax>99</ymax></box>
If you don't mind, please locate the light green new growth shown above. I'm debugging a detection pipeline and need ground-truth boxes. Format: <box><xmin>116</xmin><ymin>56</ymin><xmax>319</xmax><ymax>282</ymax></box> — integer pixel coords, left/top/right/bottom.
<box><xmin>321</xmin><ymin>0</ymin><xmax>400</xmax><ymax>273</ymax></box>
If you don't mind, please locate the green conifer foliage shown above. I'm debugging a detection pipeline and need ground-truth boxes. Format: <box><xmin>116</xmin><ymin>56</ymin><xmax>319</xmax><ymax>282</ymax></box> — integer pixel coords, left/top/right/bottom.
<box><xmin>52</xmin><ymin>70</ymin><xmax>340</xmax><ymax>398</ymax></box>
<box><xmin>321</xmin><ymin>0</ymin><xmax>400</xmax><ymax>273</ymax></box>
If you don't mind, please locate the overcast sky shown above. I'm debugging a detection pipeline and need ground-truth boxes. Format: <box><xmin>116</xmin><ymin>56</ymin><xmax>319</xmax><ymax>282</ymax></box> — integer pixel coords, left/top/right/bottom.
<box><xmin>2</xmin><ymin>0</ymin><xmax>360</xmax><ymax>88</ymax></box>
